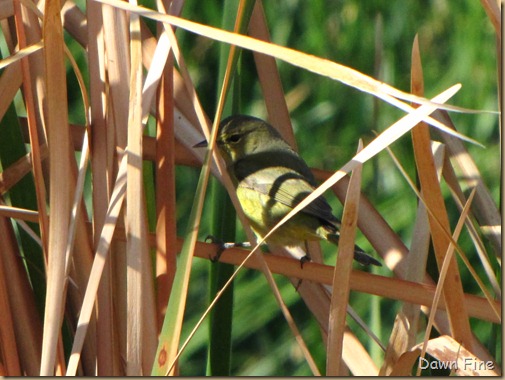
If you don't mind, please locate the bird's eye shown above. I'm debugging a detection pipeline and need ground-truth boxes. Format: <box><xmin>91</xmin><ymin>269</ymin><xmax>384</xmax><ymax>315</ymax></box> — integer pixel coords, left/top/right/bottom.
<box><xmin>228</xmin><ymin>134</ymin><xmax>241</xmax><ymax>143</ymax></box>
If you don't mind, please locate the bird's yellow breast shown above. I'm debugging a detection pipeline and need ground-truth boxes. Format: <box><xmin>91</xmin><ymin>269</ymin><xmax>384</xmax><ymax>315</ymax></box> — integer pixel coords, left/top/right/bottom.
<box><xmin>236</xmin><ymin>186</ymin><xmax>322</xmax><ymax>246</ymax></box>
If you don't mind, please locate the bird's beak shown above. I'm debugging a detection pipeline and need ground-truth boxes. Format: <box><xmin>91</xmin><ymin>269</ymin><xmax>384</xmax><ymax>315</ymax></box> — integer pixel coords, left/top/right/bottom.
<box><xmin>193</xmin><ymin>140</ymin><xmax>208</xmax><ymax>148</ymax></box>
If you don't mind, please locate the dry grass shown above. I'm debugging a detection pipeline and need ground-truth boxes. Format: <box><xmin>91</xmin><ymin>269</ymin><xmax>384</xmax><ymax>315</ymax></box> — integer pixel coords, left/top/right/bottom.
<box><xmin>0</xmin><ymin>0</ymin><xmax>501</xmax><ymax>376</ymax></box>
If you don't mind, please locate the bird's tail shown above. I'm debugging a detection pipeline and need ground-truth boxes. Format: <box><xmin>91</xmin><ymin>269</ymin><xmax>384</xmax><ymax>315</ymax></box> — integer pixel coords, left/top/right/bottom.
<box><xmin>327</xmin><ymin>233</ymin><xmax>382</xmax><ymax>267</ymax></box>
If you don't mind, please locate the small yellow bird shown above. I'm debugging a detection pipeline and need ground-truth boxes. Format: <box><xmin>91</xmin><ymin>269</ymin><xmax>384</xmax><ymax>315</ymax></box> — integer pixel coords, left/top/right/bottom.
<box><xmin>198</xmin><ymin>115</ymin><xmax>380</xmax><ymax>266</ymax></box>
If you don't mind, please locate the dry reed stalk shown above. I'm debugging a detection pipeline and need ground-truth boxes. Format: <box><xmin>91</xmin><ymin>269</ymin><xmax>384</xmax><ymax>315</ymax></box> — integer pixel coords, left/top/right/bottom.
<box><xmin>39</xmin><ymin>0</ymin><xmax>72</xmax><ymax>374</ymax></box>
<box><xmin>410</xmin><ymin>37</ymin><xmax>473</xmax><ymax>351</ymax></box>
<box><xmin>326</xmin><ymin>140</ymin><xmax>364</xmax><ymax>375</ymax></box>
<box><xmin>125</xmin><ymin>0</ymin><xmax>145</xmax><ymax>373</ymax></box>
<box><xmin>155</xmin><ymin>44</ymin><xmax>177</xmax><ymax>331</ymax></box>
<box><xmin>87</xmin><ymin>0</ymin><xmax>119</xmax><ymax>374</ymax></box>
<box><xmin>12</xmin><ymin>0</ymin><xmax>49</xmax><ymax>258</ymax></box>
<box><xmin>249</xmin><ymin>1</ymin><xmax>296</xmax><ymax>147</ymax></box>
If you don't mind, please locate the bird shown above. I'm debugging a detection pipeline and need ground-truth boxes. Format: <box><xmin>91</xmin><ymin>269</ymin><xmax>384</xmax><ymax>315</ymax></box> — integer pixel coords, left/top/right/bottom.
<box><xmin>197</xmin><ymin>114</ymin><xmax>381</xmax><ymax>267</ymax></box>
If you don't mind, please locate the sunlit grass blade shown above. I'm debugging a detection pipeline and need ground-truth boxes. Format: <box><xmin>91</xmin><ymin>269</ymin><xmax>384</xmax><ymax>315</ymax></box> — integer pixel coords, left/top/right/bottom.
<box><xmin>93</xmin><ymin>0</ymin><xmax>497</xmax><ymax>119</ymax></box>
<box><xmin>0</xmin><ymin>41</ymin><xmax>44</xmax><ymax>70</ymax></box>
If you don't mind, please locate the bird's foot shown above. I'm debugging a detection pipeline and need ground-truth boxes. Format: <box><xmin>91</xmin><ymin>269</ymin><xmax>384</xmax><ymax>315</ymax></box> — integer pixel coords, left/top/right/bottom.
<box><xmin>299</xmin><ymin>254</ymin><xmax>311</xmax><ymax>269</ymax></box>
<box><xmin>205</xmin><ymin>235</ymin><xmax>251</xmax><ymax>262</ymax></box>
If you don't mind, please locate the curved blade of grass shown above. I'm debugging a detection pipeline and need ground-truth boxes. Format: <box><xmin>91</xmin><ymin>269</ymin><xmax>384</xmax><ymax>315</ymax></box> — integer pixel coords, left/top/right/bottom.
<box><xmin>415</xmin><ymin>189</ymin><xmax>487</xmax><ymax>376</ymax></box>
<box><xmin>93</xmin><ymin>0</ymin><xmax>496</xmax><ymax>114</ymax></box>
<box><xmin>341</xmin><ymin>327</ymin><xmax>379</xmax><ymax>376</ymax></box>
<box><xmin>92</xmin><ymin>0</ymin><xmax>489</xmax><ymax>148</ymax></box>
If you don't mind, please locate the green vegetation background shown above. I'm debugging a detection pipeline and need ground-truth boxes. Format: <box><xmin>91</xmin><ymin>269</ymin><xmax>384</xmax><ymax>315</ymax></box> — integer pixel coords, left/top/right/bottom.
<box><xmin>63</xmin><ymin>0</ymin><xmax>499</xmax><ymax>376</ymax></box>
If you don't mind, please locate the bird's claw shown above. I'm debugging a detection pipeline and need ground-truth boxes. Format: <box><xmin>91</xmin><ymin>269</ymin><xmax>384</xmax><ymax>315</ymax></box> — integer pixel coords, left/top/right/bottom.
<box><xmin>299</xmin><ymin>254</ymin><xmax>311</xmax><ymax>269</ymax></box>
<box><xmin>205</xmin><ymin>235</ymin><xmax>225</xmax><ymax>262</ymax></box>
<box><xmin>205</xmin><ymin>235</ymin><xmax>251</xmax><ymax>262</ymax></box>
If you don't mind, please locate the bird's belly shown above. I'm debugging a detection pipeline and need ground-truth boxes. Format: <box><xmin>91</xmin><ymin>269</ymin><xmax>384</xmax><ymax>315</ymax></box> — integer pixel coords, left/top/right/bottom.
<box><xmin>236</xmin><ymin>186</ymin><xmax>321</xmax><ymax>246</ymax></box>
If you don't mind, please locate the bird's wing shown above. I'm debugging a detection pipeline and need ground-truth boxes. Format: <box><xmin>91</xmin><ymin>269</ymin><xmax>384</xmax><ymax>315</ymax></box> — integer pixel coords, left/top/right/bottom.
<box><xmin>236</xmin><ymin>163</ymin><xmax>338</xmax><ymax>225</ymax></box>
